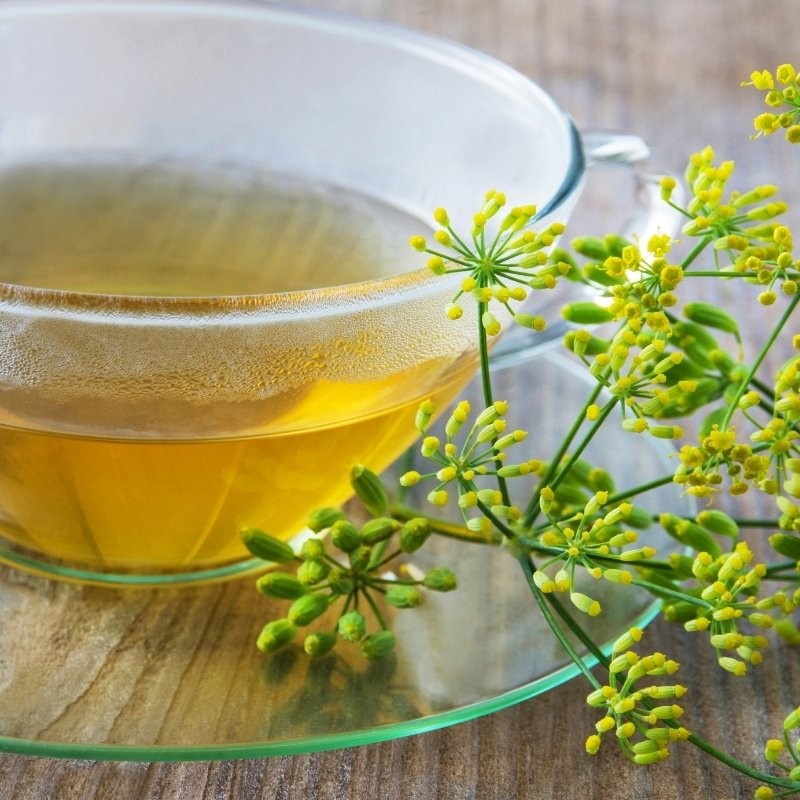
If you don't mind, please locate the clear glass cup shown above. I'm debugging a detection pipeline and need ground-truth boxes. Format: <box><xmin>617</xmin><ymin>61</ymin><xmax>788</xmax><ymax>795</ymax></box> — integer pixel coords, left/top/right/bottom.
<box><xmin>0</xmin><ymin>1</ymin><xmax>656</xmax><ymax>585</ymax></box>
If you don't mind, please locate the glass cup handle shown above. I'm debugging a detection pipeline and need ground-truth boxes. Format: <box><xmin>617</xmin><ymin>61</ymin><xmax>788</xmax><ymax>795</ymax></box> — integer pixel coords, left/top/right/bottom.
<box><xmin>491</xmin><ymin>129</ymin><xmax>683</xmax><ymax>369</ymax></box>
<box><xmin>581</xmin><ymin>129</ymin><xmax>685</xmax><ymax>244</ymax></box>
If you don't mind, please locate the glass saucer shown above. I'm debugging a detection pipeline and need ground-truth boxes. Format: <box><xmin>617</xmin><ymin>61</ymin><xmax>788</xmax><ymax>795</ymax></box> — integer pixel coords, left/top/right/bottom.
<box><xmin>0</xmin><ymin>352</ymin><xmax>691</xmax><ymax>761</ymax></box>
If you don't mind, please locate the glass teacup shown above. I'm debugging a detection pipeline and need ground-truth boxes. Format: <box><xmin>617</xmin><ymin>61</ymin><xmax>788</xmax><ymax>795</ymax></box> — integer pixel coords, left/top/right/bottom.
<box><xmin>0</xmin><ymin>1</ymin><xmax>651</xmax><ymax>584</ymax></box>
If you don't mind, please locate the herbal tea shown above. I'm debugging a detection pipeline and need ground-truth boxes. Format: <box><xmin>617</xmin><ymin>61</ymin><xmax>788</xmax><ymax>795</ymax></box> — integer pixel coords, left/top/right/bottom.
<box><xmin>0</xmin><ymin>163</ymin><xmax>474</xmax><ymax>569</ymax></box>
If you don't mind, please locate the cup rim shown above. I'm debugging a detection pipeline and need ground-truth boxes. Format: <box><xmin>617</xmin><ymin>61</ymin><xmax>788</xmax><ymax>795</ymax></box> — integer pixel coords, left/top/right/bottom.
<box><xmin>0</xmin><ymin>0</ymin><xmax>584</xmax><ymax>314</ymax></box>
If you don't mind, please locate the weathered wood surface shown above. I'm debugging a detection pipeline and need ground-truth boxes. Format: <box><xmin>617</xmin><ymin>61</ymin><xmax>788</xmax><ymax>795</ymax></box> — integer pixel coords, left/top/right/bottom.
<box><xmin>2</xmin><ymin>1</ymin><xmax>799</xmax><ymax>798</ymax></box>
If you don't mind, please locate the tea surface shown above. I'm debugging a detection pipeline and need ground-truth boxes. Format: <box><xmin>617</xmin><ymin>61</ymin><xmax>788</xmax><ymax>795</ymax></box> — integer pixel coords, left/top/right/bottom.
<box><xmin>0</xmin><ymin>160</ymin><xmax>420</xmax><ymax>294</ymax></box>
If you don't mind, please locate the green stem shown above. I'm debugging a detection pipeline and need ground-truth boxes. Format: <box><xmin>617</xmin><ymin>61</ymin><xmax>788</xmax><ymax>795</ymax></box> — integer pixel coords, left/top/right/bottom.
<box><xmin>548</xmin><ymin>399</ymin><xmax>619</xmax><ymax>491</ymax></box>
<box><xmin>631</xmin><ymin>578</ymin><xmax>710</xmax><ymax>608</ymax></box>
<box><xmin>603</xmin><ymin>474</ymin><xmax>677</xmax><ymax>504</ymax></box>
<box><xmin>683</xmin><ymin>733</ymin><xmax>800</xmax><ymax>791</ymax></box>
<box><xmin>515</xmin><ymin>551</ymin><xmax>602</xmax><ymax>688</ymax></box>
<box><xmin>681</xmin><ymin>270</ymin><xmax>760</xmax><ymax>278</ymax></box>
<box><xmin>478</xmin><ymin>300</ymin><xmax>494</xmax><ymax>410</ymax></box>
<box><xmin>391</xmin><ymin>502</ymin><xmax>503</xmax><ymax>545</ymax></box>
<box><xmin>736</xmin><ymin>518</ymin><xmax>783</xmax><ymax>529</ymax></box>
<box><xmin>475</xmin><ymin>499</ymin><xmax>518</xmax><ymax>539</ymax></box>
<box><xmin>682</xmin><ymin>236</ymin><xmax>713</xmax><ymax>270</ymax></box>
<box><xmin>477</xmin><ymin>300</ymin><xmax>511</xmax><ymax>507</ymax></box>
<box><xmin>752</xmin><ymin>374</ymin><xmax>777</xmax><ymax>399</ymax></box>
<box><xmin>721</xmin><ymin>292</ymin><xmax>800</xmax><ymax>429</ymax></box>
<box><xmin>765</xmin><ymin>560</ymin><xmax>800</xmax><ymax>577</ymax></box>
<box><xmin>544</xmin><ymin>591</ymin><xmax>609</xmax><ymax>667</ymax></box>
<box><xmin>361</xmin><ymin>587</ymin><xmax>389</xmax><ymax>631</ymax></box>
<box><xmin>521</xmin><ymin>383</ymin><xmax>608</xmax><ymax>526</ymax></box>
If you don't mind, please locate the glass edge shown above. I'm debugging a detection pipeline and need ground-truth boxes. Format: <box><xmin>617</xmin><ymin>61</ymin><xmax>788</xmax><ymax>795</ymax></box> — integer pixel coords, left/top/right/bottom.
<box><xmin>0</xmin><ymin>547</ymin><xmax>269</xmax><ymax>587</ymax></box>
<box><xmin>0</xmin><ymin>0</ymin><xmax>582</xmax><ymax>314</ymax></box>
<box><xmin>0</xmin><ymin>598</ymin><xmax>661</xmax><ymax>762</ymax></box>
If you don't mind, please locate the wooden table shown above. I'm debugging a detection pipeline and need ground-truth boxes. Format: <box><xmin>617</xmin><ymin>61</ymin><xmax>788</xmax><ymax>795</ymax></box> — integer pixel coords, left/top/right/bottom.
<box><xmin>2</xmin><ymin>1</ymin><xmax>800</xmax><ymax>798</ymax></box>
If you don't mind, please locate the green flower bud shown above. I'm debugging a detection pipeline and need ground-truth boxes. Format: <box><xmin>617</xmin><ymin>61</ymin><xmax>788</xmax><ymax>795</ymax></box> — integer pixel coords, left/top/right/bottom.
<box><xmin>586</xmin><ymin>687</ymin><xmax>609</xmax><ymax>707</ymax></box>
<box><xmin>514</xmin><ymin>312</ymin><xmax>546</xmax><ymax>330</ymax></box>
<box><xmin>360</xmin><ymin>517</ymin><xmax>402</xmax><ymax>545</ymax></box>
<box><xmin>663</xmin><ymin>357</ymin><xmax>713</xmax><ymax>383</ymax></box>
<box><xmin>571</xmin><ymin>236</ymin><xmax>609</xmax><ymax>260</ymax></box>
<box><xmin>663</xmin><ymin>601</ymin><xmax>701</xmax><ymax>624</ymax></box>
<box><xmin>660</xmin><ymin>513</ymin><xmax>721</xmax><ymax>557</ymax></box>
<box><xmin>553</xmin><ymin>482</ymin><xmax>590</xmax><ymax>508</ymax></box>
<box><xmin>671</xmin><ymin>321</ymin><xmax>720</xmax><ymax>369</ymax></box>
<box><xmin>582</xmin><ymin>261</ymin><xmax>624</xmax><ymax>287</ymax></box>
<box><xmin>566</xmin><ymin>458</ymin><xmax>616</xmax><ymax>492</ymax></box>
<box><xmin>587</xmin><ymin>467</ymin><xmax>615</xmax><ymax>493</ymax></box>
<box><xmin>775</xmin><ymin>617</ymin><xmax>800</xmax><ymax>645</ymax></box>
<box><xmin>348</xmin><ymin>545</ymin><xmax>372</xmax><ymax>572</ymax></box>
<box><xmin>606</xmin><ymin>526</ymin><xmax>637</xmax><ymax>547</ymax></box>
<box><xmin>367</xmin><ymin>539</ymin><xmax>390</xmax><ymax>570</ymax></box>
<box><xmin>696</xmin><ymin>509</ymin><xmax>739</xmax><ymax>537</ymax></box>
<box><xmin>769</xmin><ymin>532</ymin><xmax>800</xmax><ymax>560</ymax></box>
<box><xmin>604</xmin><ymin>234</ymin><xmax>633</xmax><ymax>257</ymax></box>
<box><xmin>548</xmin><ymin>247</ymin><xmax>581</xmax><ymax>281</ymax></box>
<box><xmin>399</xmin><ymin>518</ymin><xmax>432</xmax><ymax>553</ymax></box>
<box><xmin>651</xmin><ymin>352</ymin><xmax>684</xmax><ymax>376</ymax></box>
<box><xmin>783</xmin><ymin>706</ymin><xmax>800</xmax><ymax>731</ymax></box>
<box><xmin>338</xmin><ymin>610</ymin><xmax>366</xmax><ymax>642</ymax></box>
<box><xmin>330</xmin><ymin>520</ymin><xmax>360</xmax><ymax>553</ymax></box>
<box><xmin>474</xmin><ymin>400</ymin><xmax>508</xmax><ymax>426</ymax></box>
<box><xmin>609</xmin><ymin>650</ymin><xmax>638</xmax><ymax>674</ymax></box>
<box><xmin>445</xmin><ymin>400</ymin><xmax>471</xmax><ymax>437</ymax></box>
<box><xmin>301</xmin><ymin>537</ymin><xmax>326</xmax><ymax>560</ymax></box>
<box><xmin>583</xmin><ymin>490</ymin><xmax>609</xmax><ymax>517</ymax></box>
<box><xmin>297</xmin><ymin>558</ymin><xmax>329</xmax><ymax>585</ymax></box>
<box><xmin>632</xmin><ymin>740</ymin><xmax>663</xmax><ymax>759</ymax></box>
<box><xmin>307</xmin><ymin>506</ymin><xmax>346</xmax><ymax>533</ymax></box>
<box><xmin>632</xmin><ymin>749</ymin><xmax>668</xmax><ymax>766</ymax></box>
<box><xmin>644</xmin><ymin>684</ymin><xmax>687</xmax><ymax>701</ymax></box>
<box><xmin>476</xmin><ymin>419</ymin><xmax>506</xmax><ymax>443</ymax></box>
<box><xmin>712</xmin><ymin>350</ymin><xmax>740</xmax><ymax>380</ymax></box>
<box><xmin>564</xmin><ymin>330</ymin><xmax>611</xmax><ymax>357</ymax></box>
<box><xmin>570</xmin><ymin>592</ymin><xmax>601</xmax><ymax>616</ymax></box>
<box><xmin>303</xmin><ymin>631</ymin><xmax>337</xmax><ymax>658</ymax></box>
<box><xmin>288</xmin><ymin>593</ymin><xmax>331</xmax><ymax>626</ymax></box>
<box><xmin>561</xmin><ymin>301</ymin><xmax>615</xmax><ymax>325</ymax></box>
<box><xmin>481</xmin><ymin>310</ymin><xmax>501</xmax><ymax>336</ymax></box>
<box><xmin>400</xmin><ymin>470</ymin><xmax>422</xmax><ymax>487</ymax></box>
<box><xmin>350</xmin><ymin>464</ymin><xmax>389</xmax><ymax>517</ymax></box>
<box><xmin>415</xmin><ymin>399</ymin><xmax>436</xmax><ymax>432</ymax></box>
<box><xmin>385</xmin><ymin>584</ymin><xmax>424</xmax><ymax>608</ymax></box>
<box><xmin>610</xmin><ymin>626</ymin><xmax>644</xmax><ymax>655</ymax></box>
<box><xmin>621</xmin><ymin>505</ymin><xmax>653</xmax><ymax>529</ymax></box>
<box><xmin>497</xmin><ymin>462</ymin><xmax>534</xmax><ymax>478</ymax></box>
<box><xmin>241</xmin><ymin>528</ymin><xmax>296</xmax><ymax>564</ymax></box>
<box><xmin>256</xmin><ymin>571</ymin><xmax>308</xmax><ymax>600</ymax></box>
<box><xmin>683</xmin><ymin>301</ymin><xmax>740</xmax><ymax>338</ymax></box>
<box><xmin>327</xmin><ymin>566</ymin><xmax>354</xmax><ymax>595</ymax></box>
<box><xmin>360</xmin><ymin>630</ymin><xmax>396</xmax><ymax>661</ymax></box>
<box><xmin>256</xmin><ymin>619</ymin><xmax>297</xmax><ymax>653</ymax></box>
<box><xmin>423</xmin><ymin>567</ymin><xmax>457</xmax><ymax>592</ymax></box>
<box><xmin>667</xmin><ymin>553</ymin><xmax>697</xmax><ymax>578</ymax></box>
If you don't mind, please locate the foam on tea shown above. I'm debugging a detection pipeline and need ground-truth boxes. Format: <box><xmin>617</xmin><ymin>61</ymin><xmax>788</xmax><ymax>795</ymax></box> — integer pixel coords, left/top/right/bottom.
<box><xmin>0</xmin><ymin>162</ymin><xmax>476</xmax><ymax>569</ymax></box>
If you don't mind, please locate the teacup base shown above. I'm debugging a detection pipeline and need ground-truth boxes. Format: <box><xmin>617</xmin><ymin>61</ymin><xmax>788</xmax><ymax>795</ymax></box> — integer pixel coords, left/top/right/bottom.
<box><xmin>0</xmin><ymin>539</ymin><xmax>268</xmax><ymax>588</ymax></box>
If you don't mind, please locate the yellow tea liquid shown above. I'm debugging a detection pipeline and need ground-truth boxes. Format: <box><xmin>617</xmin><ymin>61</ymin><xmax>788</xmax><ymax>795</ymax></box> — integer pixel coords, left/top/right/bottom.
<box><xmin>0</xmin><ymin>376</ymin><xmax>468</xmax><ymax>569</ymax></box>
<box><xmin>0</xmin><ymin>163</ymin><xmax>473</xmax><ymax>569</ymax></box>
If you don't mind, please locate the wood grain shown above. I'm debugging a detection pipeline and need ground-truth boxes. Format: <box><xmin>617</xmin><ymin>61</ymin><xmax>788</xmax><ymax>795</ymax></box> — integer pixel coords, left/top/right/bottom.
<box><xmin>2</xmin><ymin>1</ymin><xmax>800</xmax><ymax>798</ymax></box>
